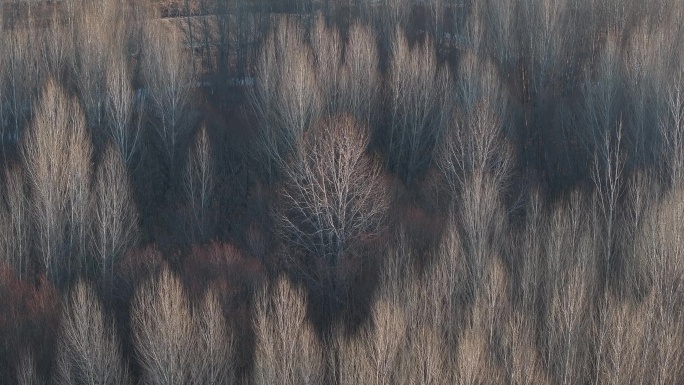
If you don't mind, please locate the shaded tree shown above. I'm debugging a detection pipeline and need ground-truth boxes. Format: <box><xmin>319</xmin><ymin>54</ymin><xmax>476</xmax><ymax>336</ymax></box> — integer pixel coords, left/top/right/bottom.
<box><xmin>276</xmin><ymin>115</ymin><xmax>388</xmax><ymax>300</ymax></box>
<box><xmin>0</xmin><ymin>164</ymin><xmax>29</xmax><ymax>279</ymax></box>
<box><xmin>142</xmin><ymin>21</ymin><xmax>195</xmax><ymax>178</ymax></box>
<box><xmin>21</xmin><ymin>79</ymin><xmax>92</xmax><ymax>284</ymax></box>
<box><xmin>106</xmin><ymin>55</ymin><xmax>141</xmax><ymax>166</ymax></box>
<box><xmin>131</xmin><ymin>265</ymin><xmax>195</xmax><ymax>385</ymax></box>
<box><xmin>253</xmin><ymin>276</ymin><xmax>324</xmax><ymax>385</ymax></box>
<box><xmin>55</xmin><ymin>281</ymin><xmax>132</xmax><ymax>385</ymax></box>
<box><xmin>386</xmin><ymin>28</ymin><xmax>450</xmax><ymax>185</ymax></box>
<box><xmin>438</xmin><ymin>53</ymin><xmax>512</xmax><ymax>295</ymax></box>
<box><xmin>190</xmin><ymin>286</ymin><xmax>235</xmax><ymax>385</ymax></box>
<box><xmin>340</xmin><ymin>22</ymin><xmax>380</xmax><ymax>128</ymax></box>
<box><xmin>184</xmin><ymin>125</ymin><xmax>215</xmax><ymax>244</ymax></box>
<box><xmin>90</xmin><ymin>143</ymin><xmax>139</xmax><ymax>281</ymax></box>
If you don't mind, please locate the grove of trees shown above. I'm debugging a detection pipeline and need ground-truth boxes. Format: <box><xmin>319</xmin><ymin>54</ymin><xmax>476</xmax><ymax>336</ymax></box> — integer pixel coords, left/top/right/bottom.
<box><xmin>1</xmin><ymin>0</ymin><xmax>684</xmax><ymax>384</ymax></box>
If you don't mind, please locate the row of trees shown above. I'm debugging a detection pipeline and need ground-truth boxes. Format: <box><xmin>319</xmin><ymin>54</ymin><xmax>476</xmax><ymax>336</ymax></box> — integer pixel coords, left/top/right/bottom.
<box><xmin>1</xmin><ymin>0</ymin><xmax>684</xmax><ymax>384</ymax></box>
<box><xmin>0</xmin><ymin>80</ymin><xmax>138</xmax><ymax>286</ymax></box>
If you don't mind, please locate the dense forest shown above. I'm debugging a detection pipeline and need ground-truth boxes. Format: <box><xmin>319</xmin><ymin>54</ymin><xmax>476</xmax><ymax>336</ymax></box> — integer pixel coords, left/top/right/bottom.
<box><xmin>1</xmin><ymin>0</ymin><xmax>684</xmax><ymax>383</ymax></box>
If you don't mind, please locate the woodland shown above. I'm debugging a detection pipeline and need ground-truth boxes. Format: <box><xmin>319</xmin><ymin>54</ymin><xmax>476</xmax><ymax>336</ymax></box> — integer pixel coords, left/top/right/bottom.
<box><xmin>1</xmin><ymin>0</ymin><xmax>684</xmax><ymax>384</ymax></box>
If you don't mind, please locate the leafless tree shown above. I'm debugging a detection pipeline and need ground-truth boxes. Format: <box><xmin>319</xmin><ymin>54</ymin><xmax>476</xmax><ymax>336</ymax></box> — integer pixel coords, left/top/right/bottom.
<box><xmin>249</xmin><ymin>25</ymin><xmax>280</xmax><ymax>181</ymax></box>
<box><xmin>636</xmin><ymin>188</ymin><xmax>684</xmax><ymax>384</ymax></box>
<box><xmin>594</xmin><ymin>292</ymin><xmax>652</xmax><ymax>385</ymax></box>
<box><xmin>454</xmin><ymin>257</ymin><xmax>510</xmax><ymax>385</ymax></box>
<box><xmin>272</xmin><ymin>19</ymin><xmax>320</xmax><ymax>168</ymax></box>
<box><xmin>337</xmin><ymin>292</ymin><xmax>406</xmax><ymax>385</ymax></box>
<box><xmin>15</xmin><ymin>350</ymin><xmax>44</xmax><ymax>385</ymax></box>
<box><xmin>517</xmin><ymin>190</ymin><xmax>547</xmax><ymax>315</ymax></box>
<box><xmin>55</xmin><ymin>281</ymin><xmax>132</xmax><ymax>385</ymax></box>
<box><xmin>477</xmin><ymin>0</ymin><xmax>518</xmax><ymax>70</ymax></box>
<box><xmin>66</xmin><ymin>103</ymin><xmax>94</xmax><ymax>279</ymax></box>
<box><xmin>387</xmin><ymin>28</ymin><xmax>450</xmax><ymax>184</ymax></box>
<box><xmin>621</xmin><ymin>25</ymin><xmax>670</xmax><ymax>170</ymax></box>
<box><xmin>276</xmin><ymin>116</ymin><xmax>388</xmax><ymax>292</ymax></box>
<box><xmin>249</xmin><ymin>17</ymin><xmax>320</xmax><ymax>182</ymax></box>
<box><xmin>438</xmin><ymin>52</ymin><xmax>512</xmax><ymax>294</ymax></box>
<box><xmin>543</xmin><ymin>194</ymin><xmax>597</xmax><ymax>385</ymax></box>
<box><xmin>335</xmin><ymin>233</ymin><xmax>408</xmax><ymax>385</ymax></box>
<box><xmin>501</xmin><ymin>309</ymin><xmax>551</xmax><ymax>385</ymax></box>
<box><xmin>106</xmin><ymin>55</ymin><xmax>141</xmax><ymax>166</ymax></box>
<box><xmin>0</xmin><ymin>34</ymin><xmax>4</xmax><ymax>151</ymax></box>
<box><xmin>211</xmin><ymin>0</ymin><xmax>233</xmax><ymax>77</ymax></box>
<box><xmin>373</xmin><ymin>0</ymin><xmax>410</xmax><ymax>40</ymax></box>
<box><xmin>22</xmin><ymin>79</ymin><xmax>92</xmax><ymax>284</ymax></box>
<box><xmin>142</xmin><ymin>21</ymin><xmax>195</xmax><ymax>176</ymax></box>
<box><xmin>399</xmin><ymin>248</ymin><xmax>454</xmax><ymax>385</ymax></box>
<box><xmin>90</xmin><ymin>142</ymin><xmax>139</xmax><ymax>281</ymax></box>
<box><xmin>660</xmin><ymin>53</ymin><xmax>684</xmax><ymax>187</ymax></box>
<box><xmin>68</xmin><ymin>0</ymin><xmax>126</xmax><ymax>135</ymax></box>
<box><xmin>0</xmin><ymin>164</ymin><xmax>29</xmax><ymax>279</ymax></box>
<box><xmin>3</xmin><ymin>26</ymin><xmax>44</xmax><ymax>151</ymax></box>
<box><xmin>340</xmin><ymin>22</ymin><xmax>380</xmax><ymax>128</ymax></box>
<box><xmin>190</xmin><ymin>286</ymin><xmax>235</xmax><ymax>385</ymax></box>
<box><xmin>426</xmin><ymin>0</ymin><xmax>446</xmax><ymax>45</ymax></box>
<box><xmin>585</xmin><ymin>39</ymin><xmax>626</xmax><ymax>291</ymax></box>
<box><xmin>184</xmin><ymin>125</ymin><xmax>214</xmax><ymax>244</ymax></box>
<box><xmin>311</xmin><ymin>13</ymin><xmax>343</xmax><ymax>116</ymax></box>
<box><xmin>132</xmin><ymin>265</ymin><xmax>195</xmax><ymax>385</ymax></box>
<box><xmin>38</xmin><ymin>12</ymin><xmax>70</xmax><ymax>80</ymax></box>
<box><xmin>253</xmin><ymin>276</ymin><xmax>324</xmax><ymax>385</ymax></box>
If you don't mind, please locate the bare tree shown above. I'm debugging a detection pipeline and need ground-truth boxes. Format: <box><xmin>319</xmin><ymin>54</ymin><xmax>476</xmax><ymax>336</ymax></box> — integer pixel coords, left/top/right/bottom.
<box><xmin>637</xmin><ymin>189</ymin><xmax>684</xmax><ymax>384</ymax></box>
<box><xmin>585</xmin><ymin>39</ymin><xmax>626</xmax><ymax>291</ymax></box>
<box><xmin>272</xmin><ymin>19</ymin><xmax>320</xmax><ymax>168</ymax></box>
<box><xmin>311</xmin><ymin>13</ymin><xmax>343</xmax><ymax>116</ymax></box>
<box><xmin>276</xmin><ymin>116</ymin><xmax>388</xmax><ymax>295</ymax></box>
<box><xmin>594</xmin><ymin>292</ymin><xmax>652</xmax><ymax>385</ymax></box>
<box><xmin>249</xmin><ymin>17</ymin><xmax>320</xmax><ymax>182</ymax></box>
<box><xmin>0</xmin><ymin>164</ymin><xmax>29</xmax><ymax>279</ymax></box>
<box><xmin>660</xmin><ymin>55</ymin><xmax>684</xmax><ymax>187</ymax></box>
<box><xmin>253</xmin><ymin>276</ymin><xmax>324</xmax><ymax>385</ymax></box>
<box><xmin>68</xmin><ymin>0</ymin><xmax>127</xmax><ymax>135</ymax></box>
<box><xmin>387</xmin><ymin>28</ymin><xmax>450</xmax><ymax>184</ymax></box>
<box><xmin>212</xmin><ymin>0</ymin><xmax>233</xmax><ymax>78</ymax></box>
<box><xmin>184</xmin><ymin>125</ymin><xmax>214</xmax><ymax>244</ymax></box>
<box><xmin>90</xmin><ymin>142</ymin><xmax>139</xmax><ymax>281</ymax></box>
<box><xmin>248</xmin><ymin>24</ymin><xmax>280</xmax><ymax>181</ymax></box>
<box><xmin>15</xmin><ymin>350</ymin><xmax>44</xmax><ymax>385</ymax></box>
<box><xmin>66</xmin><ymin>100</ymin><xmax>94</xmax><ymax>278</ymax></box>
<box><xmin>0</xmin><ymin>33</ymin><xmax>5</xmax><ymax>153</ymax></box>
<box><xmin>142</xmin><ymin>21</ymin><xmax>195</xmax><ymax>177</ymax></box>
<box><xmin>336</xmin><ymin>286</ymin><xmax>407</xmax><ymax>385</ymax></box>
<box><xmin>22</xmin><ymin>79</ymin><xmax>92</xmax><ymax>284</ymax></box>
<box><xmin>544</xmin><ymin>194</ymin><xmax>597</xmax><ymax>385</ymax></box>
<box><xmin>132</xmin><ymin>265</ymin><xmax>195</xmax><ymax>385</ymax></box>
<box><xmin>371</xmin><ymin>0</ymin><xmax>410</xmax><ymax>41</ymax></box>
<box><xmin>106</xmin><ymin>55</ymin><xmax>141</xmax><ymax>166</ymax></box>
<box><xmin>519</xmin><ymin>0</ymin><xmax>575</xmax><ymax>95</ymax></box>
<box><xmin>501</xmin><ymin>310</ymin><xmax>551</xmax><ymax>385</ymax></box>
<box><xmin>55</xmin><ymin>281</ymin><xmax>132</xmax><ymax>385</ymax></box>
<box><xmin>3</xmin><ymin>26</ymin><xmax>44</xmax><ymax>152</ymax></box>
<box><xmin>340</xmin><ymin>22</ymin><xmax>380</xmax><ymax>128</ymax></box>
<box><xmin>438</xmin><ymin>52</ymin><xmax>512</xmax><ymax>294</ymax></box>
<box><xmin>190</xmin><ymin>286</ymin><xmax>235</xmax><ymax>385</ymax></box>
<box><xmin>478</xmin><ymin>0</ymin><xmax>518</xmax><ymax>70</ymax></box>
<box><xmin>454</xmin><ymin>257</ymin><xmax>510</xmax><ymax>385</ymax></box>
<box><xmin>38</xmin><ymin>12</ymin><xmax>70</xmax><ymax>80</ymax></box>
<box><xmin>426</xmin><ymin>0</ymin><xmax>446</xmax><ymax>45</ymax></box>
<box><xmin>518</xmin><ymin>190</ymin><xmax>547</xmax><ymax>316</ymax></box>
